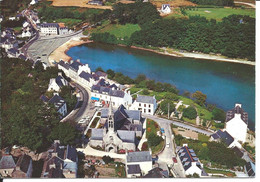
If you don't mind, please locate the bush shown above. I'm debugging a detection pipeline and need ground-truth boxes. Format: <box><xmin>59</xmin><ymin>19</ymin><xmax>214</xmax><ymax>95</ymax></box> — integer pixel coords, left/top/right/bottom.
<box><xmin>183</xmin><ymin>106</ymin><xmax>197</xmax><ymax>120</ymax></box>
<box><xmin>102</xmin><ymin>155</ymin><xmax>114</xmax><ymax>164</ymax></box>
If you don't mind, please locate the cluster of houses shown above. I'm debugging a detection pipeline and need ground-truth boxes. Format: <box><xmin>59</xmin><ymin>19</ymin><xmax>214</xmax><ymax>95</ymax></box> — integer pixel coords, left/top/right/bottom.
<box><xmin>0</xmin><ymin>148</ymin><xmax>33</xmax><ymax>178</ymax></box>
<box><xmin>58</xmin><ymin>59</ymin><xmax>158</xmax><ymax>115</ymax></box>
<box><xmin>40</xmin><ymin>72</ymin><xmax>69</xmax><ymax>118</ymax></box>
<box><xmin>0</xmin><ymin>28</ymin><xmax>27</xmax><ymax>60</ymax></box>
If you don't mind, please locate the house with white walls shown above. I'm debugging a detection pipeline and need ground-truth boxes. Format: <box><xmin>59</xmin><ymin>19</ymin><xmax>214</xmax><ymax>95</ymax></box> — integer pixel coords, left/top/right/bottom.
<box><xmin>131</xmin><ymin>95</ymin><xmax>157</xmax><ymax>115</ymax></box>
<box><xmin>48</xmin><ymin>73</ymin><xmax>68</xmax><ymax>92</ymax></box>
<box><xmin>161</xmin><ymin>4</ymin><xmax>171</xmax><ymax>14</ymax></box>
<box><xmin>225</xmin><ymin>104</ymin><xmax>248</xmax><ymax>144</ymax></box>
<box><xmin>125</xmin><ymin>151</ymin><xmax>153</xmax><ymax>177</ymax></box>
<box><xmin>177</xmin><ymin>144</ymin><xmax>208</xmax><ymax>177</ymax></box>
<box><xmin>210</xmin><ymin>129</ymin><xmax>242</xmax><ymax>148</ymax></box>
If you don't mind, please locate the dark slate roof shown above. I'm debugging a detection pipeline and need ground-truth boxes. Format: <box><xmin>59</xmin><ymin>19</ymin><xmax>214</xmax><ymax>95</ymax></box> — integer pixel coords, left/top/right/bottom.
<box><xmin>127</xmin><ymin>164</ymin><xmax>141</xmax><ymax>174</ymax></box>
<box><xmin>18</xmin><ymin>54</ymin><xmax>27</xmax><ymax>60</ymax></box>
<box><xmin>69</xmin><ymin>61</ymin><xmax>82</xmax><ymax>72</ymax></box>
<box><xmin>55</xmin><ymin>75</ymin><xmax>67</xmax><ymax>87</ymax></box>
<box><xmin>211</xmin><ymin>130</ymin><xmax>234</xmax><ymax>146</ymax></box>
<box><xmin>127</xmin><ymin>151</ymin><xmax>152</xmax><ymax>163</ymax></box>
<box><xmin>245</xmin><ymin>162</ymin><xmax>255</xmax><ymax>177</ymax></box>
<box><xmin>40</xmin><ymin>95</ymin><xmax>49</xmax><ymax>102</ymax></box>
<box><xmin>226</xmin><ymin>105</ymin><xmax>248</xmax><ymax>125</ymax></box>
<box><xmin>91</xmin><ymin>129</ymin><xmax>103</xmax><ymax>140</ymax></box>
<box><xmin>41</xmin><ymin>23</ymin><xmax>59</xmax><ymax>28</ymax></box>
<box><xmin>0</xmin><ymin>155</ymin><xmax>16</xmax><ymax>169</ymax></box>
<box><xmin>162</xmin><ymin>4</ymin><xmax>170</xmax><ymax>10</ymax></box>
<box><xmin>16</xmin><ymin>154</ymin><xmax>31</xmax><ymax>174</ymax></box>
<box><xmin>95</xmin><ymin>71</ymin><xmax>107</xmax><ymax>78</ymax></box>
<box><xmin>177</xmin><ymin>146</ymin><xmax>202</xmax><ymax>171</ymax></box>
<box><xmin>101</xmin><ymin>108</ymin><xmax>109</xmax><ymax>118</ymax></box>
<box><xmin>8</xmin><ymin>48</ymin><xmax>18</xmax><ymax>55</ymax></box>
<box><xmin>91</xmin><ymin>85</ymin><xmax>125</xmax><ymax>98</ymax></box>
<box><xmin>66</xmin><ymin>145</ymin><xmax>78</xmax><ymax>163</ymax></box>
<box><xmin>143</xmin><ymin>167</ymin><xmax>165</xmax><ymax>178</ymax></box>
<box><xmin>232</xmin><ymin>146</ymin><xmax>244</xmax><ymax>158</ymax></box>
<box><xmin>44</xmin><ymin>156</ymin><xmax>64</xmax><ymax>178</ymax></box>
<box><xmin>58</xmin><ymin>60</ymin><xmax>69</xmax><ymax>70</ymax></box>
<box><xmin>125</xmin><ymin>110</ymin><xmax>141</xmax><ymax>121</ymax></box>
<box><xmin>48</xmin><ymin>94</ymin><xmax>66</xmax><ymax>111</ymax></box>
<box><xmin>136</xmin><ymin>95</ymin><xmax>155</xmax><ymax>104</ymax></box>
<box><xmin>79</xmin><ymin>71</ymin><xmax>92</xmax><ymax>82</ymax></box>
<box><xmin>117</xmin><ymin>130</ymin><xmax>135</xmax><ymax>143</ymax></box>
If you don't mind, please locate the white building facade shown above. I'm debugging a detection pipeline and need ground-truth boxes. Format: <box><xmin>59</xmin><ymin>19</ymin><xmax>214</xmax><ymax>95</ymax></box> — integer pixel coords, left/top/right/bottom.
<box><xmin>131</xmin><ymin>95</ymin><xmax>157</xmax><ymax>115</ymax></box>
<box><xmin>225</xmin><ymin>104</ymin><xmax>248</xmax><ymax>144</ymax></box>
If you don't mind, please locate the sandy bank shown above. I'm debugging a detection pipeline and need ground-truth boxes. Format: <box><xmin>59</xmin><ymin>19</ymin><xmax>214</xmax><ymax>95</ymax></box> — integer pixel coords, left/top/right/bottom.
<box><xmin>48</xmin><ymin>37</ymin><xmax>92</xmax><ymax>65</ymax></box>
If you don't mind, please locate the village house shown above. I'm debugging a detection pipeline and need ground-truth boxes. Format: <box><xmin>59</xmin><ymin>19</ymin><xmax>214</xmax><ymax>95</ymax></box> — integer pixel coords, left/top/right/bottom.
<box><xmin>161</xmin><ymin>4</ymin><xmax>171</xmax><ymax>14</ymax></box>
<box><xmin>48</xmin><ymin>93</ymin><xmax>68</xmax><ymax>117</ymax></box>
<box><xmin>41</xmin><ymin>140</ymin><xmax>78</xmax><ymax>178</ymax></box>
<box><xmin>30</xmin><ymin>0</ymin><xmax>38</xmax><ymax>5</ymax></box>
<box><xmin>143</xmin><ymin>167</ymin><xmax>168</xmax><ymax>178</ymax></box>
<box><xmin>0</xmin><ymin>151</ymin><xmax>33</xmax><ymax>178</ymax></box>
<box><xmin>245</xmin><ymin>161</ymin><xmax>255</xmax><ymax>177</ymax></box>
<box><xmin>210</xmin><ymin>129</ymin><xmax>242</xmax><ymax>148</ymax></box>
<box><xmin>88</xmin><ymin>0</ymin><xmax>103</xmax><ymax>6</ymax></box>
<box><xmin>40</xmin><ymin>23</ymin><xmax>69</xmax><ymax>36</ymax></box>
<box><xmin>225</xmin><ymin>104</ymin><xmax>248</xmax><ymax>144</ymax></box>
<box><xmin>91</xmin><ymin>85</ymin><xmax>132</xmax><ymax>108</ymax></box>
<box><xmin>47</xmin><ymin>72</ymin><xmax>68</xmax><ymax>92</ymax></box>
<box><xmin>125</xmin><ymin>151</ymin><xmax>153</xmax><ymax>177</ymax></box>
<box><xmin>177</xmin><ymin>144</ymin><xmax>207</xmax><ymax>177</ymax></box>
<box><xmin>89</xmin><ymin>104</ymin><xmax>143</xmax><ymax>153</ymax></box>
<box><xmin>131</xmin><ymin>95</ymin><xmax>157</xmax><ymax>115</ymax></box>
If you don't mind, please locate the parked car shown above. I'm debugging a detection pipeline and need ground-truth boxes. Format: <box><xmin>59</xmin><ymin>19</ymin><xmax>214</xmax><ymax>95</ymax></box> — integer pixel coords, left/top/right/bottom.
<box><xmin>166</xmin><ymin>143</ymin><xmax>170</xmax><ymax>148</ymax></box>
<box><xmin>172</xmin><ymin>157</ymin><xmax>177</xmax><ymax>163</ymax></box>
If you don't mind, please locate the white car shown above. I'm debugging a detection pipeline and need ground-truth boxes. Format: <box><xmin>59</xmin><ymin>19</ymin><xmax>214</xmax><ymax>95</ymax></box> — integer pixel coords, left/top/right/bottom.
<box><xmin>166</xmin><ymin>143</ymin><xmax>170</xmax><ymax>148</ymax></box>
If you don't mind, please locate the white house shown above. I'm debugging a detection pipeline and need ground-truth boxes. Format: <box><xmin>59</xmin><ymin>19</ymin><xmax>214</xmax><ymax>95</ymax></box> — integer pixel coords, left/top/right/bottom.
<box><xmin>225</xmin><ymin>104</ymin><xmax>248</xmax><ymax>144</ymax></box>
<box><xmin>21</xmin><ymin>31</ymin><xmax>32</xmax><ymax>38</ymax></box>
<box><xmin>30</xmin><ymin>0</ymin><xmax>38</xmax><ymax>5</ymax></box>
<box><xmin>210</xmin><ymin>129</ymin><xmax>242</xmax><ymax>148</ymax></box>
<box><xmin>40</xmin><ymin>23</ymin><xmax>59</xmax><ymax>35</ymax></box>
<box><xmin>23</xmin><ymin>21</ymin><xmax>29</xmax><ymax>28</ymax></box>
<box><xmin>131</xmin><ymin>95</ymin><xmax>157</xmax><ymax>115</ymax></box>
<box><xmin>161</xmin><ymin>4</ymin><xmax>171</xmax><ymax>14</ymax></box>
<box><xmin>125</xmin><ymin>151</ymin><xmax>153</xmax><ymax>177</ymax></box>
<box><xmin>91</xmin><ymin>85</ymin><xmax>132</xmax><ymax>108</ymax></box>
<box><xmin>177</xmin><ymin>144</ymin><xmax>207</xmax><ymax>177</ymax></box>
<box><xmin>48</xmin><ymin>73</ymin><xmax>68</xmax><ymax>92</ymax></box>
<box><xmin>48</xmin><ymin>93</ymin><xmax>67</xmax><ymax>117</ymax></box>
<box><xmin>78</xmin><ymin>71</ymin><xmax>96</xmax><ymax>89</ymax></box>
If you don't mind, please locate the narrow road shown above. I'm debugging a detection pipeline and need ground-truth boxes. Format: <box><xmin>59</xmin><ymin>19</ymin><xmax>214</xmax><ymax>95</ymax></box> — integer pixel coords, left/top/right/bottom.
<box><xmin>234</xmin><ymin>1</ymin><xmax>256</xmax><ymax>8</ymax></box>
<box><xmin>143</xmin><ymin>114</ymin><xmax>213</xmax><ymax>136</ymax></box>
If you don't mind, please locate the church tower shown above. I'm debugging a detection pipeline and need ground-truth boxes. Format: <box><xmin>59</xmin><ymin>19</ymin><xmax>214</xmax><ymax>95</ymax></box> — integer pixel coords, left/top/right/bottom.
<box><xmin>108</xmin><ymin>101</ymin><xmax>114</xmax><ymax>133</ymax></box>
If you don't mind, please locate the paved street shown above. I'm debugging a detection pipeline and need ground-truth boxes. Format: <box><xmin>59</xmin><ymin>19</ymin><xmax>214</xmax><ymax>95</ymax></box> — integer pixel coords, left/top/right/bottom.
<box><xmin>143</xmin><ymin>114</ymin><xmax>213</xmax><ymax>136</ymax></box>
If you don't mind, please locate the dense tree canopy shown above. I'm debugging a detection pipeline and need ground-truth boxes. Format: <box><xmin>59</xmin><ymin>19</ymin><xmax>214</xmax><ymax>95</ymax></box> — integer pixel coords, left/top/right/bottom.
<box><xmin>1</xmin><ymin>58</ymin><xmax>79</xmax><ymax>152</ymax></box>
<box><xmin>192</xmin><ymin>91</ymin><xmax>207</xmax><ymax>106</ymax></box>
<box><xmin>188</xmin><ymin>0</ymin><xmax>234</xmax><ymax>6</ymax></box>
<box><xmin>212</xmin><ymin>108</ymin><xmax>226</xmax><ymax>122</ymax></box>
<box><xmin>160</xmin><ymin>99</ymin><xmax>175</xmax><ymax>114</ymax></box>
<box><xmin>183</xmin><ymin>106</ymin><xmax>197</xmax><ymax>119</ymax></box>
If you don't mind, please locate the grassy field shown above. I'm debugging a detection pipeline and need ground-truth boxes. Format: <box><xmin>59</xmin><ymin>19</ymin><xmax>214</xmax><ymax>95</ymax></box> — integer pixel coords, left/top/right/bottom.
<box><xmin>165</xmin><ymin>7</ymin><xmax>255</xmax><ymax>21</ymax></box>
<box><xmin>90</xmin><ymin>23</ymin><xmax>141</xmax><ymax>39</ymax></box>
<box><xmin>204</xmin><ymin>167</ymin><xmax>236</xmax><ymax>177</ymax></box>
<box><xmin>198</xmin><ymin>133</ymin><xmax>210</xmax><ymax>142</ymax></box>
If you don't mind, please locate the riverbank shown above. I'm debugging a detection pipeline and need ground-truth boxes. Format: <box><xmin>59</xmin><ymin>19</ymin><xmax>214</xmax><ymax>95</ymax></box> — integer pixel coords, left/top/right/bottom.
<box><xmin>48</xmin><ymin>37</ymin><xmax>93</xmax><ymax>65</ymax></box>
<box><xmin>128</xmin><ymin>46</ymin><xmax>255</xmax><ymax>66</ymax></box>
<box><xmin>52</xmin><ymin>39</ymin><xmax>255</xmax><ymax>66</ymax></box>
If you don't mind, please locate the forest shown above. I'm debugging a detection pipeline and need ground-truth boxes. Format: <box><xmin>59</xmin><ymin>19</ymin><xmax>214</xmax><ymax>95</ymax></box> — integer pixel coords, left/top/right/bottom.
<box><xmin>1</xmin><ymin>58</ymin><xmax>79</xmax><ymax>152</ymax></box>
<box><xmin>188</xmin><ymin>0</ymin><xmax>234</xmax><ymax>6</ymax></box>
<box><xmin>90</xmin><ymin>2</ymin><xmax>255</xmax><ymax>61</ymax></box>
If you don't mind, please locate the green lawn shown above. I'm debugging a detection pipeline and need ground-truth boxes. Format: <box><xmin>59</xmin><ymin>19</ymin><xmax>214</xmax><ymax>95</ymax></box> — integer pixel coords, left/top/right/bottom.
<box><xmin>165</xmin><ymin>7</ymin><xmax>255</xmax><ymax>21</ymax></box>
<box><xmin>13</xmin><ymin>26</ymin><xmax>22</xmax><ymax>32</ymax></box>
<box><xmin>204</xmin><ymin>167</ymin><xmax>236</xmax><ymax>177</ymax></box>
<box><xmin>183</xmin><ymin>117</ymin><xmax>196</xmax><ymax>125</ymax></box>
<box><xmin>198</xmin><ymin>134</ymin><xmax>210</xmax><ymax>142</ymax></box>
<box><xmin>90</xmin><ymin>23</ymin><xmax>141</xmax><ymax>38</ymax></box>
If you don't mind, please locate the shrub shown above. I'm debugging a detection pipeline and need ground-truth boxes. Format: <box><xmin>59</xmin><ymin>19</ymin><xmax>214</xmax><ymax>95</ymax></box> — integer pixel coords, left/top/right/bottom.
<box><xmin>183</xmin><ymin>106</ymin><xmax>197</xmax><ymax>120</ymax></box>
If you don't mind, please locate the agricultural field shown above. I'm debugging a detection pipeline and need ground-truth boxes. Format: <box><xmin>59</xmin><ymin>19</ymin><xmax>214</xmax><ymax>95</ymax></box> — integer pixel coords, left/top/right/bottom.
<box><xmin>48</xmin><ymin>0</ymin><xmax>112</xmax><ymax>9</ymax></box>
<box><xmin>165</xmin><ymin>7</ymin><xmax>255</xmax><ymax>21</ymax></box>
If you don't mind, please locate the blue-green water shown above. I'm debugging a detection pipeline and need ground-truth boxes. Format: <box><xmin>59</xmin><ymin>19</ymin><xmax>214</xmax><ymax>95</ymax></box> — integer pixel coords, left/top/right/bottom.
<box><xmin>67</xmin><ymin>43</ymin><xmax>255</xmax><ymax>130</ymax></box>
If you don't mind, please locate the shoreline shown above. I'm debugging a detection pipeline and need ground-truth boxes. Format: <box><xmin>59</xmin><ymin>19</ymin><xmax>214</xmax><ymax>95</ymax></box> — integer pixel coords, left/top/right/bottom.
<box><xmin>50</xmin><ymin>39</ymin><xmax>255</xmax><ymax>66</ymax></box>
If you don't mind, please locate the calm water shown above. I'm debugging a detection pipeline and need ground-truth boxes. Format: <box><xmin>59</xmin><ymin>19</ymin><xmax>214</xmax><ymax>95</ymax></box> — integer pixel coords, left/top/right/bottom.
<box><xmin>67</xmin><ymin>43</ymin><xmax>255</xmax><ymax>130</ymax></box>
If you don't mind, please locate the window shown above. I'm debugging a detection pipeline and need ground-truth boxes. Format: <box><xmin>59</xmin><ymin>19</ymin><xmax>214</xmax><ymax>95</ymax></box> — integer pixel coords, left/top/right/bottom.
<box><xmin>148</xmin><ymin>109</ymin><xmax>151</xmax><ymax>113</ymax></box>
<box><xmin>149</xmin><ymin>104</ymin><xmax>151</xmax><ymax>108</ymax></box>
<box><xmin>144</xmin><ymin>104</ymin><xmax>146</xmax><ymax>107</ymax></box>
<box><xmin>144</xmin><ymin>109</ymin><xmax>146</xmax><ymax>113</ymax></box>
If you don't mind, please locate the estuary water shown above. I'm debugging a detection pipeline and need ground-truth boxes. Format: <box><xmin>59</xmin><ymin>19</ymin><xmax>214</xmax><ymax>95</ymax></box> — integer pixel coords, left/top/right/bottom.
<box><xmin>67</xmin><ymin>43</ymin><xmax>255</xmax><ymax>130</ymax></box>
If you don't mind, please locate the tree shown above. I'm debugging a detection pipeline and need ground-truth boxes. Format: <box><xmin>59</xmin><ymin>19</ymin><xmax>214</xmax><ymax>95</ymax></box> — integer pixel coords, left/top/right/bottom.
<box><xmin>135</xmin><ymin>74</ymin><xmax>146</xmax><ymax>84</ymax></box>
<box><xmin>106</xmin><ymin>69</ymin><xmax>115</xmax><ymax>79</ymax></box>
<box><xmin>95</xmin><ymin>67</ymin><xmax>104</xmax><ymax>72</ymax></box>
<box><xmin>192</xmin><ymin>91</ymin><xmax>207</xmax><ymax>106</ymax></box>
<box><xmin>164</xmin><ymin>92</ymin><xmax>179</xmax><ymax>101</ymax></box>
<box><xmin>160</xmin><ymin>99</ymin><xmax>175</xmax><ymax>114</ymax></box>
<box><xmin>183</xmin><ymin>106</ymin><xmax>197</xmax><ymax>119</ymax></box>
<box><xmin>147</xmin><ymin>133</ymin><xmax>163</xmax><ymax>147</ymax></box>
<box><xmin>49</xmin><ymin>123</ymin><xmax>79</xmax><ymax>145</ymax></box>
<box><xmin>102</xmin><ymin>155</ymin><xmax>114</xmax><ymax>164</ymax></box>
<box><xmin>142</xmin><ymin>89</ymin><xmax>149</xmax><ymax>95</ymax></box>
<box><xmin>212</xmin><ymin>108</ymin><xmax>226</xmax><ymax>122</ymax></box>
